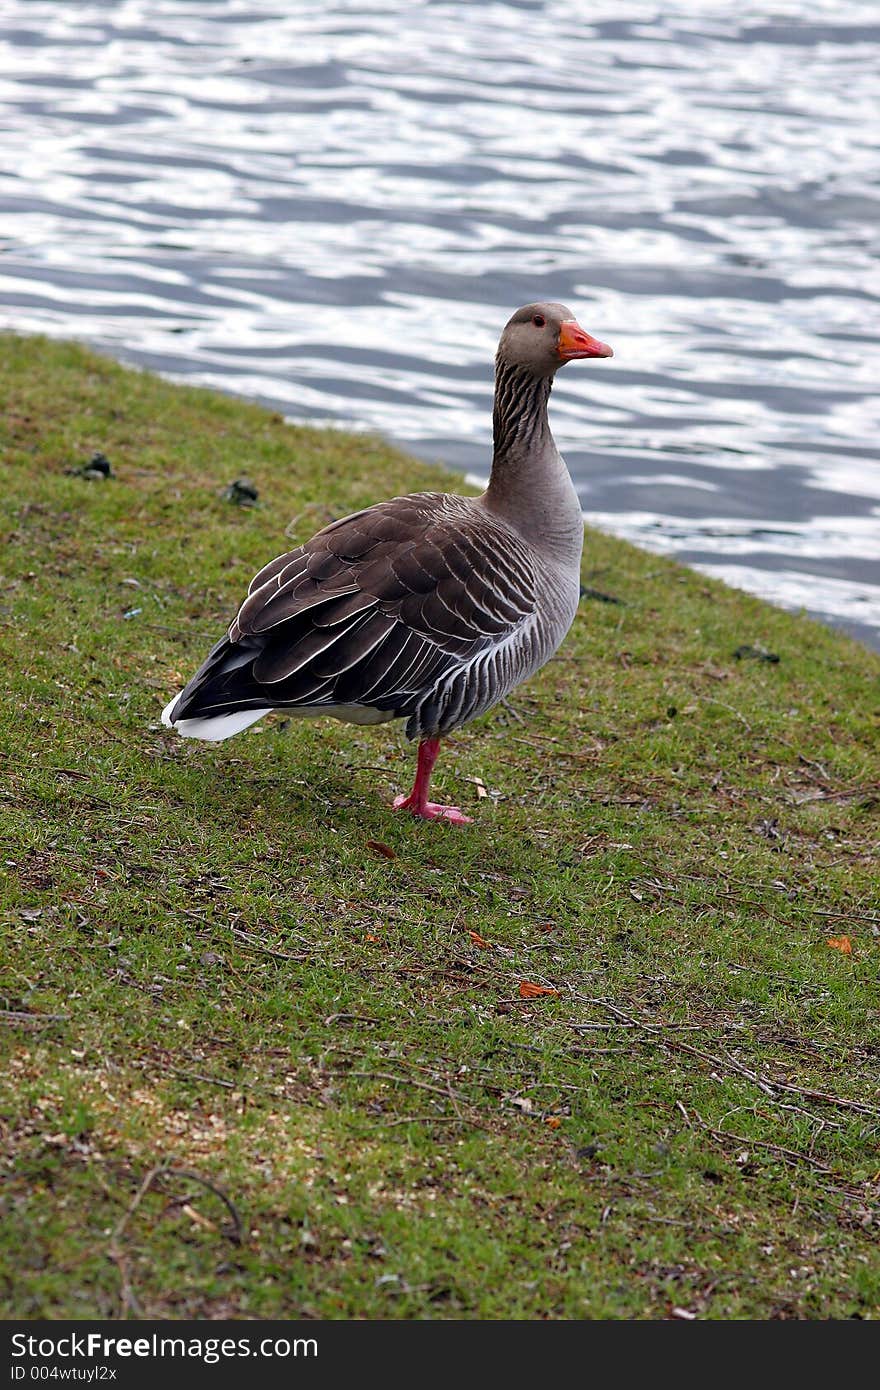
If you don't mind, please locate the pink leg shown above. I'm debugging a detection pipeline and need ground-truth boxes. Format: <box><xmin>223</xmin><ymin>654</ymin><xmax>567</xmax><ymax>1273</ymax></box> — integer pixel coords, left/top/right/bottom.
<box><xmin>393</xmin><ymin>737</ymin><xmax>472</xmax><ymax>824</ymax></box>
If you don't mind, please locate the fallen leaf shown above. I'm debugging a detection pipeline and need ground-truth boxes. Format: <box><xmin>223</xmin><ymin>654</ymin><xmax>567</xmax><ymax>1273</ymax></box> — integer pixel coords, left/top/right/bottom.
<box><xmin>544</xmin><ymin>1116</ymin><xmax>562</xmax><ymax>1130</ymax></box>
<box><xmin>464</xmin><ymin>775</ymin><xmax>490</xmax><ymax>798</ymax></box>
<box><xmin>469</xmin><ymin>931</ymin><xmax>492</xmax><ymax>949</ymax></box>
<box><xmin>364</xmin><ymin>933</ymin><xmax>381</xmax><ymax>943</ymax></box>
<box><xmin>519</xmin><ymin>981</ymin><xmax>559</xmax><ymax>999</ymax></box>
<box><xmin>826</xmin><ymin>935</ymin><xmax>853</xmax><ymax>955</ymax></box>
<box><xmin>508</xmin><ymin>1097</ymin><xmax>533</xmax><ymax>1114</ymax></box>
<box><xmin>366</xmin><ymin>840</ymin><xmax>396</xmax><ymax>860</ymax></box>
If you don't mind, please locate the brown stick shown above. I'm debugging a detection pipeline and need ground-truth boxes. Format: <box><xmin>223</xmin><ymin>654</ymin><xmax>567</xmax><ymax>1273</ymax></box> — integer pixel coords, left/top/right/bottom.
<box><xmin>165</xmin><ymin>1169</ymin><xmax>243</xmax><ymax>1245</ymax></box>
<box><xmin>686</xmin><ymin>1107</ymin><xmax>833</xmax><ymax>1175</ymax></box>
<box><xmin>165</xmin><ymin>1067</ymin><xmax>236</xmax><ymax>1090</ymax></box>
<box><xmin>0</xmin><ymin>1009</ymin><xmax>68</xmax><ymax>1027</ymax></box>
<box><xmin>107</xmin><ymin>1162</ymin><xmax>168</xmax><ymax>1318</ymax></box>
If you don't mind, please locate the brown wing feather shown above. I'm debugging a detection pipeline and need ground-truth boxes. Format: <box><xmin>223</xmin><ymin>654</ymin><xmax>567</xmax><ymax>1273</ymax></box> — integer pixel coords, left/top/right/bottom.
<box><xmin>174</xmin><ymin>493</ymin><xmax>537</xmax><ymax>733</ymax></box>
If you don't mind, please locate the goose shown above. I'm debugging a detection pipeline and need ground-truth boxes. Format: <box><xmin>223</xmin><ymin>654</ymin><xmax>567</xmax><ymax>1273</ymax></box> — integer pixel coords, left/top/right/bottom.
<box><xmin>162</xmin><ymin>302</ymin><xmax>612</xmax><ymax>823</ymax></box>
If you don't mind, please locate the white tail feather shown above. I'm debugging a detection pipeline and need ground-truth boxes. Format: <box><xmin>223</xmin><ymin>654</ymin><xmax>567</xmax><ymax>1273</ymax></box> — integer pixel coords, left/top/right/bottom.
<box><xmin>161</xmin><ymin>699</ymin><xmax>269</xmax><ymax>741</ymax></box>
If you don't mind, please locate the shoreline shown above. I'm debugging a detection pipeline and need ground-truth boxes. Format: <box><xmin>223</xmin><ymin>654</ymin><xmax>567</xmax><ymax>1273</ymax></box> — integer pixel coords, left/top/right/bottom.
<box><xmin>6</xmin><ymin>321</ymin><xmax>877</xmax><ymax>656</ymax></box>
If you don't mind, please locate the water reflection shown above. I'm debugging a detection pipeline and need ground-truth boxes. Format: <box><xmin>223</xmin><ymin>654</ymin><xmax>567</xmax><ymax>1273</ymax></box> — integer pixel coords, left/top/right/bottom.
<box><xmin>1</xmin><ymin>0</ymin><xmax>878</xmax><ymax>645</ymax></box>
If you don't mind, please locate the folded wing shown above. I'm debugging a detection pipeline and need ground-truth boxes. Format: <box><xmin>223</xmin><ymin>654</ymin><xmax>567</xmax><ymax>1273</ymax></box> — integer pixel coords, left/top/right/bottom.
<box><xmin>166</xmin><ymin>492</ymin><xmax>537</xmax><ymax>737</ymax></box>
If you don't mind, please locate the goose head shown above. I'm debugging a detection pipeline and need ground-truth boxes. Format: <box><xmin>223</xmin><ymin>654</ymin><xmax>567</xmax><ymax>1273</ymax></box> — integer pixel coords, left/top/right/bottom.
<box><xmin>497</xmin><ymin>301</ymin><xmax>613</xmax><ymax>379</ymax></box>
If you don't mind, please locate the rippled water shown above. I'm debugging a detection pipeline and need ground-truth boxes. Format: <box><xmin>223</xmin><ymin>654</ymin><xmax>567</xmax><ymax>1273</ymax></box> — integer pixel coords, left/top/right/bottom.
<box><xmin>2</xmin><ymin>0</ymin><xmax>879</xmax><ymax>646</ymax></box>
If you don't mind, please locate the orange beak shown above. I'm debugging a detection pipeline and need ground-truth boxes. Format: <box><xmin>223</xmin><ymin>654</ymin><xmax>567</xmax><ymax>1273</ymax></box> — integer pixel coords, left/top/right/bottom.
<box><xmin>557</xmin><ymin>319</ymin><xmax>613</xmax><ymax>361</ymax></box>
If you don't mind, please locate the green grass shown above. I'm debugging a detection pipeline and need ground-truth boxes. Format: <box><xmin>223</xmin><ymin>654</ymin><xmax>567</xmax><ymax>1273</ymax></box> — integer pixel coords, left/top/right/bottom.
<box><xmin>1</xmin><ymin>332</ymin><xmax>879</xmax><ymax>1320</ymax></box>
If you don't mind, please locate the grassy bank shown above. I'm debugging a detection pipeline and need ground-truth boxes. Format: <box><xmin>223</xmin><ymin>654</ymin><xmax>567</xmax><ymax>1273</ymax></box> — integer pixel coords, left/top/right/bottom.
<box><xmin>1</xmin><ymin>333</ymin><xmax>878</xmax><ymax>1320</ymax></box>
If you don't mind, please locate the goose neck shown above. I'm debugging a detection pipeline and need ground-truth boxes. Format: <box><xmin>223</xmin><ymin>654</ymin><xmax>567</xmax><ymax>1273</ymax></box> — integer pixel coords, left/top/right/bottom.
<box><xmin>491</xmin><ymin>357</ymin><xmax>553</xmax><ymax>465</ymax></box>
<box><xmin>483</xmin><ymin>358</ymin><xmax>584</xmax><ymax>565</ymax></box>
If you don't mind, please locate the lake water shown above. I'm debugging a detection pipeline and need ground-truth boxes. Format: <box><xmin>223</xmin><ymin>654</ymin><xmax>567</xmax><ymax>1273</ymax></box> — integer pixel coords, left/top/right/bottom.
<box><xmin>2</xmin><ymin>0</ymin><xmax>879</xmax><ymax>648</ymax></box>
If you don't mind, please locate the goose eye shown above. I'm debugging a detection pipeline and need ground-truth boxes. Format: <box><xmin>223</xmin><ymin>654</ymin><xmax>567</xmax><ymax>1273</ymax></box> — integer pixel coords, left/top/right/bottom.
<box><xmin>532</xmin><ymin>313</ymin><xmax>546</xmax><ymax>328</ymax></box>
